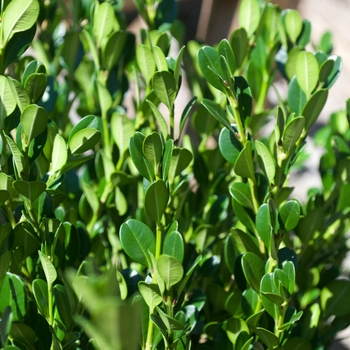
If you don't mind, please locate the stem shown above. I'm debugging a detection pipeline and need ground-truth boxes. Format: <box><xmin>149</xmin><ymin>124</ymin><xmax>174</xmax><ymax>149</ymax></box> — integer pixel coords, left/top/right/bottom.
<box><xmin>255</xmin><ymin>71</ymin><xmax>269</xmax><ymax>114</ymax></box>
<box><xmin>169</xmin><ymin>105</ymin><xmax>175</xmax><ymax>140</ymax></box>
<box><xmin>145</xmin><ymin>314</ymin><xmax>154</xmax><ymax>350</ymax></box>
<box><xmin>228</xmin><ymin>96</ymin><xmax>247</xmax><ymax>145</ymax></box>
<box><xmin>248</xmin><ymin>178</ymin><xmax>259</xmax><ymax>214</ymax></box>
<box><xmin>155</xmin><ymin>224</ymin><xmax>162</xmax><ymax>259</ymax></box>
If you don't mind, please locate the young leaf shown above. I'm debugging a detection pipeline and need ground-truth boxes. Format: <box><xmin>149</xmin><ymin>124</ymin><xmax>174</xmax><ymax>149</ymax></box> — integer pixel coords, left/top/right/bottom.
<box><xmin>32</xmin><ymin>279</ymin><xmax>49</xmax><ymax>319</ymax></box>
<box><xmin>4</xmin><ymin>136</ymin><xmax>25</xmax><ymax>178</ymax></box>
<box><xmin>143</xmin><ymin>132</ymin><xmax>162</xmax><ymax>172</ymax></box>
<box><xmin>198</xmin><ymin>46</ymin><xmax>225</xmax><ymax>93</ymax></box>
<box><xmin>256</xmin><ymin>204</ymin><xmax>272</xmax><ymax>251</ymax></box>
<box><xmin>138</xmin><ymin>282</ymin><xmax>163</xmax><ymax>311</ymax></box>
<box><xmin>282</xmin><ymin>116</ymin><xmax>305</xmax><ymax>156</ymax></box>
<box><xmin>238</xmin><ymin>0</ymin><xmax>260</xmax><ymax>38</ymax></box>
<box><xmin>230</xmin><ymin>28</ymin><xmax>248</xmax><ymax>70</ymax></box>
<box><xmin>93</xmin><ymin>1</ymin><xmax>116</xmax><ymax>47</ymax></box>
<box><xmin>157</xmin><ymin>254</ymin><xmax>184</xmax><ymax>290</ymax></box>
<box><xmin>302</xmin><ymin>89</ymin><xmax>328</xmax><ymax>131</ymax></box>
<box><xmin>284</xmin><ymin>9</ymin><xmax>303</xmax><ymax>43</ymax></box>
<box><xmin>153</xmin><ymin>46</ymin><xmax>168</xmax><ymax>71</ymax></box>
<box><xmin>145</xmin><ymin>179</ymin><xmax>169</xmax><ymax>223</ymax></box>
<box><xmin>296</xmin><ymin>51</ymin><xmax>319</xmax><ymax>96</ymax></box>
<box><xmin>288</xmin><ymin>76</ymin><xmax>307</xmax><ymax>116</ymax></box>
<box><xmin>119</xmin><ymin>219</ymin><xmax>155</xmax><ymax>268</ymax></box>
<box><xmin>111</xmin><ymin>112</ymin><xmax>135</xmax><ymax>156</ymax></box>
<box><xmin>38</xmin><ymin>251</ymin><xmax>57</xmax><ymax>288</ymax></box>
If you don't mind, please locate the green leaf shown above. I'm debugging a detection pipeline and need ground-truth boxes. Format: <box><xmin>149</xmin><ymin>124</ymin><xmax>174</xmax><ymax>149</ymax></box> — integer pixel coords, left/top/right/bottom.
<box><xmin>93</xmin><ymin>1</ymin><xmax>116</xmax><ymax>47</ymax></box>
<box><xmin>280</xmin><ymin>337</ymin><xmax>312</xmax><ymax>350</ymax></box>
<box><xmin>202</xmin><ymin>99</ymin><xmax>235</xmax><ymax>133</ymax></box>
<box><xmin>0</xmin><ymin>273</ymin><xmax>26</xmax><ymax>322</ymax></box>
<box><xmin>157</xmin><ymin>254</ymin><xmax>184</xmax><ymax>290</ymax></box>
<box><xmin>282</xmin><ymin>262</ymin><xmax>295</xmax><ymax>295</ymax></box>
<box><xmin>260</xmin><ymin>273</ymin><xmax>280</xmax><ymax>320</ymax></box>
<box><xmin>288</xmin><ymin>76</ymin><xmax>307</xmax><ymax>115</ymax></box>
<box><xmin>255</xmin><ymin>140</ymin><xmax>276</xmax><ymax>184</ymax></box>
<box><xmin>162</xmin><ymin>139</ymin><xmax>174</xmax><ymax>180</ymax></box>
<box><xmin>119</xmin><ymin>219</ymin><xmax>155</xmax><ymax>268</ymax></box>
<box><xmin>54</xmin><ymin>284</ymin><xmax>72</xmax><ymax>329</ymax></box>
<box><xmin>153</xmin><ymin>71</ymin><xmax>177</xmax><ymax>110</ymax></box>
<box><xmin>179</xmin><ymin>96</ymin><xmax>197</xmax><ymax>137</ymax></box>
<box><xmin>218</xmin><ymin>127</ymin><xmax>242</xmax><ymax>165</ymax></box>
<box><xmin>0</xmin><ymin>76</ymin><xmax>16</xmax><ymax>123</ymax></box>
<box><xmin>7</xmin><ymin>77</ymin><xmax>30</xmax><ymax>112</ymax></box>
<box><xmin>163</xmin><ymin>231</ymin><xmax>184</xmax><ymax>263</ymax></box>
<box><xmin>145</xmin><ymin>179</ymin><xmax>169</xmax><ymax>223</ymax></box>
<box><xmin>226</xmin><ymin>317</ymin><xmax>250</xmax><ymax>344</ymax></box>
<box><xmin>168</xmin><ymin>147</ymin><xmax>192</xmax><ymax>183</ymax></box>
<box><xmin>234</xmin><ymin>76</ymin><xmax>252</xmax><ymax>125</ymax></box>
<box><xmin>153</xmin><ymin>46</ymin><xmax>168</xmax><ymax>71</ymax></box>
<box><xmin>4</xmin><ymin>136</ymin><xmax>25</xmax><ymax>178</ymax></box>
<box><xmin>232</xmin><ymin>200</ymin><xmax>256</xmax><ymax>233</ymax></box>
<box><xmin>241</xmin><ymin>252</ymin><xmax>265</xmax><ymax>293</ymax></box>
<box><xmin>102</xmin><ymin>31</ymin><xmax>127</xmax><ymax>71</ymax></box>
<box><xmin>2</xmin><ymin>0</ymin><xmax>39</xmax><ymax>44</ymax></box>
<box><xmin>230</xmin><ymin>28</ymin><xmax>248</xmax><ymax>70</ymax></box>
<box><xmin>9</xmin><ymin>323</ymin><xmax>36</xmax><ymax>349</ymax></box>
<box><xmin>323</xmin><ymin>55</ymin><xmax>342</xmax><ymax>88</ymax></box>
<box><xmin>296</xmin><ymin>51</ymin><xmax>319</xmax><ymax>96</ymax></box>
<box><xmin>238</xmin><ymin>0</ymin><xmax>261</xmax><ymax>37</ymax></box>
<box><xmin>147</xmin><ymin>99</ymin><xmax>169</xmax><ymax>140</ymax></box>
<box><xmin>51</xmin><ymin>134</ymin><xmax>67</xmax><ymax>173</ymax></box>
<box><xmin>302</xmin><ymin>89</ymin><xmax>328</xmax><ymax>131</ymax></box>
<box><xmin>198</xmin><ymin>46</ymin><xmax>225</xmax><ymax>93</ymax></box>
<box><xmin>174</xmin><ymin>45</ymin><xmax>185</xmax><ymax>89</ymax></box>
<box><xmin>24</xmin><ymin>73</ymin><xmax>47</xmax><ymax>103</ymax></box>
<box><xmin>234</xmin><ymin>141</ymin><xmax>255</xmax><ymax>180</ymax></box>
<box><xmin>218</xmin><ymin>39</ymin><xmax>236</xmax><ymax>76</ymax></box>
<box><xmin>156</xmin><ymin>306</ymin><xmax>184</xmax><ymax>332</ymax></box>
<box><xmin>284</xmin><ymin>9</ymin><xmax>303</xmax><ymax>43</ymax></box>
<box><xmin>68</xmin><ymin>128</ymin><xmax>101</xmax><ymax>154</ymax></box>
<box><xmin>32</xmin><ymin>279</ymin><xmax>49</xmax><ymax>319</ymax></box>
<box><xmin>279</xmin><ymin>200</ymin><xmax>300</xmax><ymax>231</ymax></box>
<box><xmin>231</xmin><ymin>229</ymin><xmax>261</xmax><ymax>257</ymax></box>
<box><xmin>0</xmin><ymin>306</ymin><xmax>12</xmax><ymax>347</ymax></box>
<box><xmin>13</xmin><ymin>180</ymin><xmax>46</xmax><ymax>202</ymax></box>
<box><xmin>111</xmin><ymin>112</ymin><xmax>135</xmax><ymax>155</ymax></box>
<box><xmin>143</xmin><ymin>132</ymin><xmax>162</xmax><ymax>172</ymax></box>
<box><xmin>129</xmin><ymin>132</ymin><xmax>154</xmax><ymax>182</ymax></box>
<box><xmin>177</xmin><ymin>254</ymin><xmax>202</xmax><ymax>297</ymax></box>
<box><xmin>229</xmin><ymin>182</ymin><xmax>253</xmax><ymax>209</ymax></box>
<box><xmin>138</xmin><ymin>282</ymin><xmax>162</xmax><ymax>311</ymax></box>
<box><xmin>282</xmin><ymin>116</ymin><xmax>305</xmax><ymax>155</ymax></box>
<box><xmin>321</xmin><ymin>280</ymin><xmax>350</xmax><ymax>317</ymax></box>
<box><xmin>38</xmin><ymin>251</ymin><xmax>57</xmax><ymax>288</ymax></box>
<box><xmin>256</xmin><ymin>204</ymin><xmax>272</xmax><ymax>251</ymax></box>
<box><xmin>136</xmin><ymin>45</ymin><xmax>156</xmax><ymax>84</ymax></box>
<box><xmin>319</xmin><ymin>59</ymin><xmax>334</xmax><ymax>85</ymax></box>
<box><xmin>285</xmin><ymin>47</ymin><xmax>302</xmax><ymax>81</ymax></box>
<box><xmin>253</xmin><ymin>327</ymin><xmax>280</xmax><ymax>348</ymax></box>
<box><xmin>20</xmin><ymin>104</ymin><xmax>48</xmax><ymax>147</ymax></box>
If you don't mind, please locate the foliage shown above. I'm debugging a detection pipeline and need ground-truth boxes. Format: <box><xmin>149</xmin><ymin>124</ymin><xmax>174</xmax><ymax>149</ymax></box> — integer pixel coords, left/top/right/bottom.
<box><xmin>0</xmin><ymin>0</ymin><xmax>349</xmax><ymax>349</ymax></box>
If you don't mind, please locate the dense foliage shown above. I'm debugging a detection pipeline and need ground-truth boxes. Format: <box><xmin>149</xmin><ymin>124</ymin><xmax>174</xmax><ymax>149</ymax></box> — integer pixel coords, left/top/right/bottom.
<box><xmin>0</xmin><ymin>0</ymin><xmax>349</xmax><ymax>349</ymax></box>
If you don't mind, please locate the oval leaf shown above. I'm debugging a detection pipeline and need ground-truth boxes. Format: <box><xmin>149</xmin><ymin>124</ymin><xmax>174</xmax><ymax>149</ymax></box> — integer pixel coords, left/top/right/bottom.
<box><xmin>145</xmin><ymin>180</ymin><xmax>169</xmax><ymax>223</ymax></box>
<box><xmin>157</xmin><ymin>254</ymin><xmax>184</xmax><ymax>290</ymax></box>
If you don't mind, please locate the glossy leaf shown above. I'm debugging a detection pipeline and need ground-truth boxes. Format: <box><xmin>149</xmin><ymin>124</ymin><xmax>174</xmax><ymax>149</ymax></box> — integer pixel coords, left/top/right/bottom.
<box><xmin>280</xmin><ymin>337</ymin><xmax>312</xmax><ymax>350</ymax></box>
<box><xmin>163</xmin><ymin>231</ymin><xmax>184</xmax><ymax>263</ymax></box>
<box><xmin>20</xmin><ymin>104</ymin><xmax>48</xmax><ymax>147</ymax></box>
<box><xmin>260</xmin><ymin>273</ymin><xmax>280</xmax><ymax>320</ymax></box>
<box><xmin>111</xmin><ymin>112</ymin><xmax>135</xmax><ymax>155</ymax></box>
<box><xmin>38</xmin><ymin>251</ymin><xmax>57</xmax><ymax>288</ymax></box>
<box><xmin>255</xmin><ymin>140</ymin><xmax>276</xmax><ymax>184</ymax></box>
<box><xmin>32</xmin><ymin>279</ymin><xmax>49</xmax><ymax>319</ymax></box>
<box><xmin>241</xmin><ymin>252</ymin><xmax>264</xmax><ymax>293</ymax></box>
<box><xmin>288</xmin><ymin>76</ymin><xmax>307</xmax><ymax>115</ymax></box>
<box><xmin>102</xmin><ymin>31</ymin><xmax>127</xmax><ymax>71</ymax></box>
<box><xmin>153</xmin><ymin>46</ymin><xmax>168</xmax><ymax>71</ymax></box>
<box><xmin>69</xmin><ymin>128</ymin><xmax>101</xmax><ymax>154</ymax></box>
<box><xmin>136</xmin><ymin>45</ymin><xmax>156</xmax><ymax>84</ymax></box>
<box><xmin>282</xmin><ymin>116</ymin><xmax>305</xmax><ymax>155</ymax></box>
<box><xmin>202</xmin><ymin>99</ymin><xmax>234</xmax><ymax>133</ymax></box>
<box><xmin>218</xmin><ymin>126</ymin><xmax>242</xmax><ymax>164</ymax></box>
<box><xmin>93</xmin><ymin>1</ymin><xmax>116</xmax><ymax>47</ymax></box>
<box><xmin>234</xmin><ymin>141</ymin><xmax>255</xmax><ymax>180</ymax></box>
<box><xmin>143</xmin><ymin>132</ymin><xmax>162</xmax><ymax>172</ymax></box>
<box><xmin>51</xmin><ymin>134</ymin><xmax>67</xmax><ymax>173</ymax></box>
<box><xmin>229</xmin><ymin>182</ymin><xmax>253</xmax><ymax>209</ymax></box>
<box><xmin>198</xmin><ymin>46</ymin><xmax>225</xmax><ymax>93</ymax></box>
<box><xmin>0</xmin><ymin>273</ymin><xmax>27</xmax><ymax>321</ymax></box>
<box><xmin>145</xmin><ymin>179</ymin><xmax>169</xmax><ymax>223</ymax></box>
<box><xmin>323</xmin><ymin>55</ymin><xmax>342</xmax><ymax>88</ymax></box>
<box><xmin>296</xmin><ymin>51</ymin><xmax>319</xmax><ymax>96</ymax></box>
<box><xmin>153</xmin><ymin>71</ymin><xmax>177</xmax><ymax>110</ymax></box>
<box><xmin>230</xmin><ymin>28</ymin><xmax>248</xmax><ymax>70</ymax></box>
<box><xmin>147</xmin><ymin>99</ymin><xmax>169</xmax><ymax>140</ymax></box>
<box><xmin>279</xmin><ymin>200</ymin><xmax>300</xmax><ymax>231</ymax></box>
<box><xmin>226</xmin><ymin>317</ymin><xmax>250</xmax><ymax>344</ymax></box>
<box><xmin>256</xmin><ymin>204</ymin><xmax>272</xmax><ymax>250</ymax></box>
<box><xmin>253</xmin><ymin>327</ymin><xmax>280</xmax><ymax>348</ymax></box>
<box><xmin>168</xmin><ymin>147</ymin><xmax>192</xmax><ymax>182</ymax></box>
<box><xmin>13</xmin><ymin>180</ymin><xmax>46</xmax><ymax>202</ymax></box>
<box><xmin>234</xmin><ymin>76</ymin><xmax>252</xmax><ymax>125</ymax></box>
<box><xmin>2</xmin><ymin>0</ymin><xmax>39</xmax><ymax>44</ymax></box>
<box><xmin>0</xmin><ymin>76</ymin><xmax>16</xmax><ymax>122</ymax></box>
<box><xmin>119</xmin><ymin>219</ymin><xmax>155</xmax><ymax>268</ymax></box>
<box><xmin>231</xmin><ymin>229</ymin><xmax>261</xmax><ymax>257</ymax></box>
<box><xmin>302</xmin><ymin>89</ymin><xmax>328</xmax><ymax>131</ymax></box>
<box><xmin>157</xmin><ymin>254</ymin><xmax>184</xmax><ymax>290</ymax></box>
<box><xmin>138</xmin><ymin>282</ymin><xmax>162</xmax><ymax>311</ymax></box>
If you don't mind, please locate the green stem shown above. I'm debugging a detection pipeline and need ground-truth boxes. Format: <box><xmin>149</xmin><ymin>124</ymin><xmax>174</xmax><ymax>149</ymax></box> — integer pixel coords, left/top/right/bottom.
<box><xmin>155</xmin><ymin>224</ymin><xmax>162</xmax><ymax>259</ymax></box>
<box><xmin>169</xmin><ymin>105</ymin><xmax>175</xmax><ymax>140</ymax></box>
<box><xmin>255</xmin><ymin>71</ymin><xmax>269</xmax><ymax>114</ymax></box>
<box><xmin>248</xmin><ymin>178</ymin><xmax>259</xmax><ymax>214</ymax></box>
<box><xmin>229</xmin><ymin>96</ymin><xmax>247</xmax><ymax>145</ymax></box>
<box><xmin>145</xmin><ymin>314</ymin><xmax>154</xmax><ymax>350</ymax></box>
